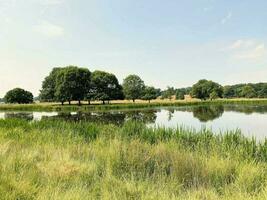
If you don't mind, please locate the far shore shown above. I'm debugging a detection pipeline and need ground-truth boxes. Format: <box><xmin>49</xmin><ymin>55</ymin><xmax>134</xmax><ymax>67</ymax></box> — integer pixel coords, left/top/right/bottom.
<box><xmin>0</xmin><ymin>98</ymin><xmax>267</xmax><ymax>112</ymax></box>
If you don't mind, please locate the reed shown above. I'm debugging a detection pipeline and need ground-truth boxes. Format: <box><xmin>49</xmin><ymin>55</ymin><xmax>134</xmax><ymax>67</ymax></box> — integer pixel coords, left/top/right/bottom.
<box><xmin>1</xmin><ymin>119</ymin><xmax>267</xmax><ymax>199</ymax></box>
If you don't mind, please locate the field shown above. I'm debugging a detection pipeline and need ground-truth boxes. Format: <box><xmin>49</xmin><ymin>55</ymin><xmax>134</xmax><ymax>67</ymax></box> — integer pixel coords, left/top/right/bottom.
<box><xmin>1</xmin><ymin>119</ymin><xmax>267</xmax><ymax>199</ymax></box>
<box><xmin>1</xmin><ymin>98</ymin><xmax>267</xmax><ymax>112</ymax></box>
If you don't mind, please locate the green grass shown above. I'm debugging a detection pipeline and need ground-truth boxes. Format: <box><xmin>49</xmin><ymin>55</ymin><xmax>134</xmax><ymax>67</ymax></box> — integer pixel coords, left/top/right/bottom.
<box><xmin>1</xmin><ymin>98</ymin><xmax>267</xmax><ymax>112</ymax></box>
<box><xmin>1</xmin><ymin>119</ymin><xmax>267</xmax><ymax>199</ymax></box>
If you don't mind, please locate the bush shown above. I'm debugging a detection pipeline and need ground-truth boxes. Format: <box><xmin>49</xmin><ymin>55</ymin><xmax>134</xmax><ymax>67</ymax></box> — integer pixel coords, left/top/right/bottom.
<box><xmin>4</xmin><ymin>88</ymin><xmax>33</xmax><ymax>104</ymax></box>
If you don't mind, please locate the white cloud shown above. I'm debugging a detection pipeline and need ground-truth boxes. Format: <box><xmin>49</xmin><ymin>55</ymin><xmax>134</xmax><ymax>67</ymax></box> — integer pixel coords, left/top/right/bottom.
<box><xmin>229</xmin><ymin>40</ymin><xmax>255</xmax><ymax>49</ymax></box>
<box><xmin>235</xmin><ymin>44</ymin><xmax>266</xmax><ymax>60</ymax></box>
<box><xmin>34</xmin><ymin>20</ymin><xmax>64</xmax><ymax>37</ymax></box>
<box><xmin>227</xmin><ymin>39</ymin><xmax>266</xmax><ymax>61</ymax></box>
<box><xmin>225</xmin><ymin>68</ymin><xmax>267</xmax><ymax>84</ymax></box>
<box><xmin>221</xmin><ymin>12</ymin><xmax>232</xmax><ymax>24</ymax></box>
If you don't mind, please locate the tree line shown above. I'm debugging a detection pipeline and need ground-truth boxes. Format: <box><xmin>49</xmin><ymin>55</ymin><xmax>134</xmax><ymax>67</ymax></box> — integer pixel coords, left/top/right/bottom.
<box><xmin>37</xmin><ymin>66</ymin><xmax>159</xmax><ymax>105</ymax></box>
<box><xmin>2</xmin><ymin>66</ymin><xmax>267</xmax><ymax>104</ymax></box>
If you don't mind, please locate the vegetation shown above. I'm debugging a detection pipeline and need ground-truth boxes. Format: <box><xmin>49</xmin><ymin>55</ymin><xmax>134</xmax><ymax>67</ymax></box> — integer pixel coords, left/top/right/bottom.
<box><xmin>176</xmin><ymin>87</ymin><xmax>191</xmax><ymax>100</ymax></box>
<box><xmin>0</xmin><ymin>118</ymin><xmax>266</xmax><ymax>199</ymax></box>
<box><xmin>141</xmin><ymin>86</ymin><xmax>158</xmax><ymax>103</ymax></box>
<box><xmin>89</xmin><ymin>70</ymin><xmax>124</xmax><ymax>104</ymax></box>
<box><xmin>3</xmin><ymin>65</ymin><xmax>267</xmax><ymax>106</ymax></box>
<box><xmin>162</xmin><ymin>86</ymin><xmax>175</xmax><ymax>100</ymax></box>
<box><xmin>191</xmin><ymin>79</ymin><xmax>223</xmax><ymax>100</ymax></box>
<box><xmin>223</xmin><ymin>83</ymin><xmax>267</xmax><ymax>99</ymax></box>
<box><xmin>39</xmin><ymin>68</ymin><xmax>61</xmax><ymax>102</ymax></box>
<box><xmin>1</xmin><ymin>99</ymin><xmax>267</xmax><ymax>113</ymax></box>
<box><xmin>4</xmin><ymin>88</ymin><xmax>33</xmax><ymax>104</ymax></box>
<box><xmin>122</xmin><ymin>74</ymin><xmax>145</xmax><ymax>102</ymax></box>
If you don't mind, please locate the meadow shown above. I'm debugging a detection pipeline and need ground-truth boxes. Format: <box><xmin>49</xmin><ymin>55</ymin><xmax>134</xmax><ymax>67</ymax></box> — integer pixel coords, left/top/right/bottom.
<box><xmin>1</xmin><ymin>118</ymin><xmax>267</xmax><ymax>199</ymax></box>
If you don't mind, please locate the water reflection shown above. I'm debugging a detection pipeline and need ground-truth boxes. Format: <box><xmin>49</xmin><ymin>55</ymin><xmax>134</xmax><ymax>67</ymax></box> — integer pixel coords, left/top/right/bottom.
<box><xmin>1</xmin><ymin>105</ymin><xmax>267</xmax><ymax>123</ymax></box>
<box><xmin>177</xmin><ymin>105</ymin><xmax>224</xmax><ymax>122</ymax></box>
<box><xmin>4</xmin><ymin>112</ymin><xmax>34</xmax><ymax>121</ymax></box>
<box><xmin>1</xmin><ymin>104</ymin><xmax>267</xmax><ymax>139</ymax></box>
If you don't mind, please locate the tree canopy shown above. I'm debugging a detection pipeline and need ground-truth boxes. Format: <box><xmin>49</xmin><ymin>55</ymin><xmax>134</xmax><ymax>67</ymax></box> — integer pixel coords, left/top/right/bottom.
<box><xmin>89</xmin><ymin>70</ymin><xmax>124</xmax><ymax>104</ymax></box>
<box><xmin>4</xmin><ymin>88</ymin><xmax>33</xmax><ymax>104</ymax></box>
<box><xmin>40</xmin><ymin>68</ymin><xmax>61</xmax><ymax>102</ymax></box>
<box><xmin>191</xmin><ymin>79</ymin><xmax>223</xmax><ymax>100</ymax></box>
<box><xmin>162</xmin><ymin>87</ymin><xmax>175</xmax><ymax>100</ymax></box>
<box><xmin>122</xmin><ymin>75</ymin><xmax>145</xmax><ymax>102</ymax></box>
<box><xmin>40</xmin><ymin>66</ymin><xmax>91</xmax><ymax>105</ymax></box>
<box><xmin>37</xmin><ymin>66</ymin><xmax>267</xmax><ymax>105</ymax></box>
<box><xmin>55</xmin><ymin>66</ymin><xmax>91</xmax><ymax>105</ymax></box>
<box><xmin>142</xmin><ymin>86</ymin><xmax>158</xmax><ymax>103</ymax></box>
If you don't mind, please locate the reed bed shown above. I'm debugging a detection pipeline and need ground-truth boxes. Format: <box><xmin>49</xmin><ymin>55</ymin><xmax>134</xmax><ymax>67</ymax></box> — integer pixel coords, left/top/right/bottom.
<box><xmin>0</xmin><ymin>119</ymin><xmax>267</xmax><ymax>199</ymax></box>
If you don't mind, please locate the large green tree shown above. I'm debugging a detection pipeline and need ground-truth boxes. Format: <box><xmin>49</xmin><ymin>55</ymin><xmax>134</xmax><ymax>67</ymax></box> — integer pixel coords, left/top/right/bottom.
<box><xmin>142</xmin><ymin>86</ymin><xmax>158</xmax><ymax>103</ymax></box>
<box><xmin>55</xmin><ymin>66</ymin><xmax>91</xmax><ymax>105</ymax></box>
<box><xmin>4</xmin><ymin>88</ymin><xmax>33</xmax><ymax>104</ymax></box>
<box><xmin>40</xmin><ymin>68</ymin><xmax>61</xmax><ymax>102</ymax></box>
<box><xmin>122</xmin><ymin>75</ymin><xmax>145</xmax><ymax>102</ymax></box>
<box><xmin>89</xmin><ymin>70</ymin><xmax>124</xmax><ymax>104</ymax></box>
<box><xmin>191</xmin><ymin>79</ymin><xmax>223</xmax><ymax>100</ymax></box>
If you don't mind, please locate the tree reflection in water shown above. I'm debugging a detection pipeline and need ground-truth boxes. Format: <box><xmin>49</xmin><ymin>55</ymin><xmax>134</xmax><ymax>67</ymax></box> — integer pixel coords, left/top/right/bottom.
<box><xmin>4</xmin><ymin>112</ymin><xmax>34</xmax><ymax>121</ymax></box>
<box><xmin>192</xmin><ymin>105</ymin><xmax>224</xmax><ymax>122</ymax></box>
<box><xmin>40</xmin><ymin>110</ymin><xmax>158</xmax><ymax>125</ymax></box>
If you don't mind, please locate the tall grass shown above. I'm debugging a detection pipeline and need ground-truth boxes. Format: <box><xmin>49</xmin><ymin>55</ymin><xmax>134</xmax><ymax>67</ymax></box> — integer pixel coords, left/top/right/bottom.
<box><xmin>1</xmin><ymin>98</ymin><xmax>267</xmax><ymax>112</ymax></box>
<box><xmin>1</xmin><ymin>119</ymin><xmax>267</xmax><ymax>199</ymax></box>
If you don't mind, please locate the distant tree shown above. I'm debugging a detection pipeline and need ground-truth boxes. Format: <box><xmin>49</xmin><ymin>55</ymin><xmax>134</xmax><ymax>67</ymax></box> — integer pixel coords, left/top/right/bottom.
<box><xmin>162</xmin><ymin>86</ymin><xmax>175</xmax><ymax>100</ymax></box>
<box><xmin>4</xmin><ymin>88</ymin><xmax>33</xmax><ymax>104</ymax></box>
<box><xmin>175</xmin><ymin>87</ymin><xmax>192</xmax><ymax>100</ymax></box>
<box><xmin>142</xmin><ymin>86</ymin><xmax>158</xmax><ymax>103</ymax></box>
<box><xmin>176</xmin><ymin>90</ymin><xmax>186</xmax><ymax>100</ymax></box>
<box><xmin>191</xmin><ymin>79</ymin><xmax>223</xmax><ymax>100</ymax></box>
<box><xmin>155</xmin><ymin>88</ymin><xmax>162</xmax><ymax>97</ymax></box>
<box><xmin>40</xmin><ymin>68</ymin><xmax>62</xmax><ymax>102</ymax></box>
<box><xmin>223</xmin><ymin>86</ymin><xmax>236</xmax><ymax>98</ymax></box>
<box><xmin>258</xmin><ymin>85</ymin><xmax>267</xmax><ymax>98</ymax></box>
<box><xmin>240</xmin><ymin>85</ymin><xmax>257</xmax><ymax>98</ymax></box>
<box><xmin>89</xmin><ymin>71</ymin><xmax>124</xmax><ymax>104</ymax></box>
<box><xmin>55</xmin><ymin>66</ymin><xmax>91</xmax><ymax>105</ymax></box>
<box><xmin>122</xmin><ymin>75</ymin><xmax>145</xmax><ymax>102</ymax></box>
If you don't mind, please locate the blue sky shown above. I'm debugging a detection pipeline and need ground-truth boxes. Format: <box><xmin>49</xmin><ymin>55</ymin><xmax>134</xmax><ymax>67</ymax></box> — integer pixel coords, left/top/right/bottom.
<box><xmin>0</xmin><ymin>0</ymin><xmax>266</xmax><ymax>96</ymax></box>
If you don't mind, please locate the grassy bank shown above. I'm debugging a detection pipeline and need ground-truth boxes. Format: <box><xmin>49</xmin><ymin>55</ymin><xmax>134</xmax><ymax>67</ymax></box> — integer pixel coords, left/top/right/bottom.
<box><xmin>1</xmin><ymin>98</ymin><xmax>267</xmax><ymax>112</ymax></box>
<box><xmin>1</xmin><ymin>119</ymin><xmax>267</xmax><ymax>199</ymax></box>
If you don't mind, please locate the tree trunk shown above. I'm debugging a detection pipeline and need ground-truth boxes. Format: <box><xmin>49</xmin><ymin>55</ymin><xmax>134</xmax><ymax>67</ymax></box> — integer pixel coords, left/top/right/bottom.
<box><xmin>61</xmin><ymin>101</ymin><xmax>64</xmax><ymax>105</ymax></box>
<box><xmin>78</xmin><ymin>100</ymin><xmax>81</xmax><ymax>106</ymax></box>
<box><xmin>102</xmin><ymin>100</ymin><xmax>105</xmax><ymax>105</ymax></box>
<box><xmin>148</xmin><ymin>100</ymin><xmax>150</xmax><ymax>103</ymax></box>
<box><xmin>68</xmin><ymin>101</ymin><xmax>71</xmax><ymax>105</ymax></box>
<box><xmin>88</xmin><ymin>100</ymin><xmax>91</xmax><ymax>105</ymax></box>
<box><xmin>133</xmin><ymin>99</ymin><xmax>135</xmax><ymax>103</ymax></box>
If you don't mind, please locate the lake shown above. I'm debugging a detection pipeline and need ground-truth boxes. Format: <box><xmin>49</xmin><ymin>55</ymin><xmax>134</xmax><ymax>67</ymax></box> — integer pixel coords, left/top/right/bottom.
<box><xmin>1</xmin><ymin>104</ymin><xmax>267</xmax><ymax>139</ymax></box>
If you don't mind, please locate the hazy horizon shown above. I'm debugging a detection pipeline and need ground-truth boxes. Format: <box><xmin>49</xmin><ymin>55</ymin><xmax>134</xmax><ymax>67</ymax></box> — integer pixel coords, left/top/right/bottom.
<box><xmin>0</xmin><ymin>0</ymin><xmax>266</xmax><ymax>97</ymax></box>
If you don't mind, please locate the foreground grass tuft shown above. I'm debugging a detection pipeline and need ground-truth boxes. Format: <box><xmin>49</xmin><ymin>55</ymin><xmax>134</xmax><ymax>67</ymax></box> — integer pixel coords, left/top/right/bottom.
<box><xmin>1</xmin><ymin>119</ymin><xmax>267</xmax><ymax>199</ymax></box>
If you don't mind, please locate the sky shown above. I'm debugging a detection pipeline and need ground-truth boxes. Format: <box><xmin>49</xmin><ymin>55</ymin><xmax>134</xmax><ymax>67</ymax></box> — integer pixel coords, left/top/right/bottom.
<box><xmin>0</xmin><ymin>0</ymin><xmax>266</xmax><ymax>97</ymax></box>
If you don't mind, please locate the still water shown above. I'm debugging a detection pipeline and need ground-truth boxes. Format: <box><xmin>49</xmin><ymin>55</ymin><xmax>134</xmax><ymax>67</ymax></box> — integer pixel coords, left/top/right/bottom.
<box><xmin>1</xmin><ymin>104</ymin><xmax>267</xmax><ymax>139</ymax></box>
